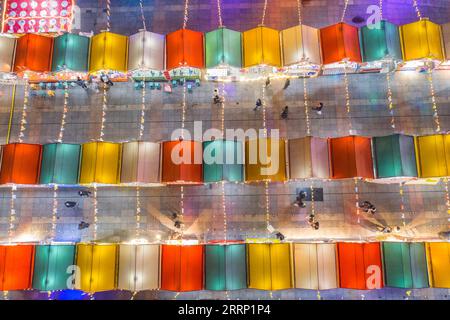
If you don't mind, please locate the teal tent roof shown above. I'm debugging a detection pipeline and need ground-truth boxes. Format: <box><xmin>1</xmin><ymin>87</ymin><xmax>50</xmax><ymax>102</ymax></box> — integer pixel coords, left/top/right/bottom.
<box><xmin>205</xmin><ymin>28</ymin><xmax>242</xmax><ymax>69</ymax></box>
<box><xmin>32</xmin><ymin>245</ymin><xmax>76</xmax><ymax>291</ymax></box>
<box><xmin>52</xmin><ymin>33</ymin><xmax>90</xmax><ymax>72</ymax></box>
<box><xmin>205</xmin><ymin>244</ymin><xmax>247</xmax><ymax>290</ymax></box>
<box><xmin>382</xmin><ymin>242</ymin><xmax>429</xmax><ymax>289</ymax></box>
<box><xmin>359</xmin><ymin>20</ymin><xmax>402</xmax><ymax>62</ymax></box>
<box><xmin>372</xmin><ymin>134</ymin><xmax>417</xmax><ymax>178</ymax></box>
<box><xmin>203</xmin><ymin>140</ymin><xmax>243</xmax><ymax>182</ymax></box>
<box><xmin>40</xmin><ymin>143</ymin><xmax>81</xmax><ymax>185</ymax></box>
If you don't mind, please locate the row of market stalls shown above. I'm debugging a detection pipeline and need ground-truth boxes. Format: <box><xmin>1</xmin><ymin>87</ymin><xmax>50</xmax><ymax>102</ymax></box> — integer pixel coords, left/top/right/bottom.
<box><xmin>0</xmin><ymin>134</ymin><xmax>449</xmax><ymax>186</ymax></box>
<box><xmin>0</xmin><ymin>242</ymin><xmax>449</xmax><ymax>292</ymax></box>
<box><xmin>1</xmin><ymin>19</ymin><xmax>450</xmax><ymax>82</ymax></box>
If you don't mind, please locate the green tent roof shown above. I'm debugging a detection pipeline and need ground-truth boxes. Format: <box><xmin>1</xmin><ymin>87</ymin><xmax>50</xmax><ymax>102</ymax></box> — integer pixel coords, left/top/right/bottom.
<box><xmin>382</xmin><ymin>242</ymin><xmax>429</xmax><ymax>288</ymax></box>
<box><xmin>359</xmin><ymin>20</ymin><xmax>402</xmax><ymax>62</ymax></box>
<box><xmin>203</xmin><ymin>140</ymin><xmax>243</xmax><ymax>182</ymax></box>
<box><xmin>40</xmin><ymin>143</ymin><xmax>81</xmax><ymax>185</ymax></box>
<box><xmin>205</xmin><ymin>28</ymin><xmax>242</xmax><ymax>69</ymax></box>
<box><xmin>32</xmin><ymin>245</ymin><xmax>76</xmax><ymax>291</ymax></box>
<box><xmin>205</xmin><ymin>244</ymin><xmax>247</xmax><ymax>290</ymax></box>
<box><xmin>52</xmin><ymin>33</ymin><xmax>90</xmax><ymax>72</ymax></box>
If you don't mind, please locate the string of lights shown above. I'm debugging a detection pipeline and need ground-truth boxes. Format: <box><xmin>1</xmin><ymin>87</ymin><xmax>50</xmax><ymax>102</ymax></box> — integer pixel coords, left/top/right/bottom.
<box><xmin>57</xmin><ymin>81</ymin><xmax>69</xmax><ymax>142</ymax></box>
<box><xmin>51</xmin><ymin>184</ymin><xmax>58</xmax><ymax>240</ymax></box>
<box><xmin>297</xmin><ymin>0</ymin><xmax>302</xmax><ymax>25</ymax></box>
<box><xmin>341</xmin><ymin>0</ymin><xmax>349</xmax><ymax>22</ymax></box>
<box><xmin>217</xmin><ymin>0</ymin><xmax>223</xmax><ymax>27</ymax></box>
<box><xmin>385</xmin><ymin>72</ymin><xmax>396</xmax><ymax>129</ymax></box>
<box><xmin>426</xmin><ymin>67</ymin><xmax>441</xmax><ymax>133</ymax></box>
<box><xmin>220</xmin><ymin>83</ymin><xmax>228</xmax><ymax>242</ymax></box>
<box><xmin>136</xmin><ymin>186</ymin><xmax>141</xmax><ymax>237</ymax></box>
<box><xmin>354</xmin><ymin>178</ymin><xmax>360</xmax><ymax>224</ymax></box>
<box><xmin>399</xmin><ymin>182</ymin><xmax>406</xmax><ymax>227</ymax></box>
<box><xmin>412</xmin><ymin>0</ymin><xmax>422</xmax><ymax>20</ymax></box>
<box><xmin>139</xmin><ymin>0</ymin><xmax>147</xmax><ymax>31</ymax></box>
<box><xmin>261</xmin><ymin>0</ymin><xmax>268</xmax><ymax>26</ymax></box>
<box><xmin>303</xmin><ymin>75</ymin><xmax>311</xmax><ymax>135</ymax></box>
<box><xmin>8</xmin><ymin>185</ymin><xmax>17</xmax><ymax>243</ymax></box>
<box><xmin>262</xmin><ymin>83</ymin><xmax>267</xmax><ymax>138</ymax></box>
<box><xmin>443</xmin><ymin>178</ymin><xmax>450</xmax><ymax>223</ymax></box>
<box><xmin>379</xmin><ymin>0</ymin><xmax>383</xmax><ymax>20</ymax></box>
<box><xmin>18</xmin><ymin>81</ymin><xmax>29</xmax><ymax>143</ymax></box>
<box><xmin>183</xmin><ymin>0</ymin><xmax>190</xmax><ymax>29</ymax></box>
<box><xmin>138</xmin><ymin>80</ymin><xmax>147</xmax><ymax>140</ymax></box>
<box><xmin>99</xmin><ymin>85</ymin><xmax>108</xmax><ymax>141</ymax></box>
<box><xmin>106</xmin><ymin>0</ymin><xmax>111</xmax><ymax>31</ymax></box>
<box><xmin>344</xmin><ymin>69</ymin><xmax>353</xmax><ymax>134</ymax></box>
<box><xmin>93</xmin><ymin>184</ymin><xmax>98</xmax><ymax>240</ymax></box>
<box><xmin>265</xmin><ymin>180</ymin><xmax>270</xmax><ymax>235</ymax></box>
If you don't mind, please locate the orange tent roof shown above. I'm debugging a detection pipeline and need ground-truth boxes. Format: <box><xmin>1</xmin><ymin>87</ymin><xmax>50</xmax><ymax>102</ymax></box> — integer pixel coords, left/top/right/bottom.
<box><xmin>0</xmin><ymin>143</ymin><xmax>42</xmax><ymax>184</ymax></box>
<box><xmin>166</xmin><ymin>29</ymin><xmax>204</xmax><ymax>70</ymax></box>
<box><xmin>160</xmin><ymin>245</ymin><xmax>204</xmax><ymax>291</ymax></box>
<box><xmin>0</xmin><ymin>245</ymin><xmax>35</xmax><ymax>291</ymax></box>
<box><xmin>320</xmin><ymin>23</ymin><xmax>362</xmax><ymax>65</ymax></box>
<box><xmin>13</xmin><ymin>34</ymin><xmax>53</xmax><ymax>73</ymax></box>
<box><xmin>161</xmin><ymin>140</ymin><xmax>203</xmax><ymax>184</ymax></box>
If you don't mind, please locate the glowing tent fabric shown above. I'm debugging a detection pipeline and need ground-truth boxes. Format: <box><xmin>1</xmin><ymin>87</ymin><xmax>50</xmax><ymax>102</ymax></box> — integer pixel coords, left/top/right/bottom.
<box><xmin>120</xmin><ymin>141</ymin><xmax>160</xmax><ymax>184</ymax></box>
<box><xmin>372</xmin><ymin>134</ymin><xmax>417</xmax><ymax>179</ymax></box>
<box><xmin>415</xmin><ymin>134</ymin><xmax>450</xmax><ymax>178</ymax></box>
<box><xmin>118</xmin><ymin>244</ymin><xmax>160</xmax><ymax>291</ymax></box>
<box><xmin>399</xmin><ymin>20</ymin><xmax>444</xmax><ymax>62</ymax></box>
<box><xmin>426</xmin><ymin>242</ymin><xmax>450</xmax><ymax>288</ymax></box>
<box><xmin>161</xmin><ymin>141</ymin><xmax>203</xmax><ymax>184</ymax></box>
<box><xmin>359</xmin><ymin>20</ymin><xmax>402</xmax><ymax>62</ymax></box>
<box><xmin>40</xmin><ymin>143</ymin><xmax>81</xmax><ymax>185</ymax></box>
<box><xmin>0</xmin><ymin>36</ymin><xmax>16</xmax><ymax>73</ymax></box>
<box><xmin>0</xmin><ymin>143</ymin><xmax>42</xmax><ymax>184</ymax></box>
<box><xmin>205</xmin><ymin>28</ymin><xmax>242</xmax><ymax>69</ymax></box>
<box><xmin>32</xmin><ymin>245</ymin><xmax>76</xmax><ymax>291</ymax></box>
<box><xmin>288</xmin><ymin>137</ymin><xmax>330</xmax><ymax>179</ymax></box>
<box><xmin>280</xmin><ymin>25</ymin><xmax>322</xmax><ymax>66</ymax></box>
<box><xmin>204</xmin><ymin>244</ymin><xmax>247</xmax><ymax>291</ymax></box>
<box><xmin>245</xmin><ymin>138</ymin><xmax>287</xmax><ymax>182</ymax></box>
<box><xmin>247</xmin><ymin>243</ymin><xmax>293</xmax><ymax>290</ymax></box>
<box><xmin>242</xmin><ymin>26</ymin><xmax>282</xmax><ymax>68</ymax></box>
<box><xmin>75</xmin><ymin>244</ymin><xmax>118</xmax><ymax>292</ymax></box>
<box><xmin>14</xmin><ymin>34</ymin><xmax>53</xmax><ymax>72</ymax></box>
<box><xmin>329</xmin><ymin>136</ymin><xmax>374</xmax><ymax>179</ymax></box>
<box><xmin>293</xmin><ymin>243</ymin><xmax>338</xmax><ymax>290</ymax></box>
<box><xmin>160</xmin><ymin>245</ymin><xmax>204</xmax><ymax>292</ymax></box>
<box><xmin>320</xmin><ymin>23</ymin><xmax>362</xmax><ymax>65</ymax></box>
<box><xmin>51</xmin><ymin>33</ymin><xmax>90</xmax><ymax>72</ymax></box>
<box><xmin>79</xmin><ymin>142</ymin><xmax>122</xmax><ymax>184</ymax></box>
<box><xmin>89</xmin><ymin>32</ymin><xmax>128</xmax><ymax>73</ymax></box>
<box><xmin>166</xmin><ymin>29</ymin><xmax>204</xmax><ymax>70</ymax></box>
<box><xmin>0</xmin><ymin>245</ymin><xmax>35</xmax><ymax>291</ymax></box>
<box><xmin>382</xmin><ymin>242</ymin><xmax>428</xmax><ymax>289</ymax></box>
<box><xmin>203</xmin><ymin>140</ymin><xmax>243</xmax><ymax>183</ymax></box>
<box><xmin>337</xmin><ymin>242</ymin><xmax>384</xmax><ymax>290</ymax></box>
<box><xmin>128</xmin><ymin>31</ymin><xmax>165</xmax><ymax>72</ymax></box>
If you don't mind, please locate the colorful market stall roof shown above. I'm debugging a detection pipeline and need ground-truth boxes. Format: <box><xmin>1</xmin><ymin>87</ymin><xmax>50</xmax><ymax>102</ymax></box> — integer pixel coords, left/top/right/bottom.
<box><xmin>415</xmin><ymin>134</ymin><xmax>450</xmax><ymax>178</ymax></box>
<box><xmin>281</xmin><ymin>24</ymin><xmax>322</xmax><ymax>66</ymax></box>
<box><xmin>160</xmin><ymin>245</ymin><xmax>204</xmax><ymax>292</ymax></box>
<box><xmin>372</xmin><ymin>134</ymin><xmax>417</xmax><ymax>179</ymax></box>
<box><xmin>399</xmin><ymin>19</ymin><xmax>444</xmax><ymax>62</ymax></box>
<box><xmin>329</xmin><ymin>136</ymin><xmax>374</xmax><ymax>179</ymax></box>
<box><xmin>120</xmin><ymin>141</ymin><xmax>161</xmax><ymax>184</ymax></box>
<box><xmin>52</xmin><ymin>33</ymin><xmax>90</xmax><ymax>72</ymax></box>
<box><xmin>40</xmin><ymin>143</ymin><xmax>81</xmax><ymax>185</ymax></box>
<box><xmin>293</xmin><ymin>243</ymin><xmax>338</xmax><ymax>290</ymax></box>
<box><xmin>320</xmin><ymin>22</ymin><xmax>362</xmax><ymax>65</ymax></box>
<box><xmin>118</xmin><ymin>244</ymin><xmax>160</xmax><ymax>291</ymax></box>
<box><xmin>128</xmin><ymin>31</ymin><xmax>165</xmax><ymax>72</ymax></box>
<box><xmin>242</xmin><ymin>26</ymin><xmax>282</xmax><ymax>68</ymax></box>
<box><xmin>166</xmin><ymin>29</ymin><xmax>204</xmax><ymax>70</ymax></box>
<box><xmin>0</xmin><ymin>36</ymin><xmax>16</xmax><ymax>73</ymax></box>
<box><xmin>247</xmin><ymin>243</ymin><xmax>293</xmax><ymax>290</ymax></box>
<box><xmin>426</xmin><ymin>242</ymin><xmax>450</xmax><ymax>288</ymax></box>
<box><xmin>203</xmin><ymin>140</ymin><xmax>244</xmax><ymax>183</ymax></box>
<box><xmin>382</xmin><ymin>242</ymin><xmax>429</xmax><ymax>289</ymax></box>
<box><xmin>204</xmin><ymin>244</ymin><xmax>247</xmax><ymax>291</ymax></box>
<box><xmin>0</xmin><ymin>143</ymin><xmax>42</xmax><ymax>185</ymax></box>
<box><xmin>75</xmin><ymin>244</ymin><xmax>118</xmax><ymax>293</ymax></box>
<box><xmin>245</xmin><ymin>138</ymin><xmax>287</xmax><ymax>182</ymax></box>
<box><xmin>79</xmin><ymin>142</ymin><xmax>122</xmax><ymax>184</ymax></box>
<box><xmin>161</xmin><ymin>140</ymin><xmax>203</xmax><ymax>184</ymax></box>
<box><xmin>14</xmin><ymin>34</ymin><xmax>53</xmax><ymax>73</ymax></box>
<box><xmin>288</xmin><ymin>137</ymin><xmax>330</xmax><ymax>179</ymax></box>
<box><xmin>359</xmin><ymin>20</ymin><xmax>402</xmax><ymax>62</ymax></box>
<box><xmin>337</xmin><ymin>242</ymin><xmax>384</xmax><ymax>290</ymax></box>
<box><xmin>205</xmin><ymin>27</ymin><xmax>242</xmax><ymax>69</ymax></box>
<box><xmin>0</xmin><ymin>245</ymin><xmax>35</xmax><ymax>291</ymax></box>
<box><xmin>89</xmin><ymin>32</ymin><xmax>128</xmax><ymax>73</ymax></box>
<box><xmin>32</xmin><ymin>245</ymin><xmax>76</xmax><ymax>291</ymax></box>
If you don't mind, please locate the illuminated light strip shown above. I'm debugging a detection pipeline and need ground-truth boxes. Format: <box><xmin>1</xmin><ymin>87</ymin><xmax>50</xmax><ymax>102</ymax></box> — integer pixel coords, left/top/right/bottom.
<box><xmin>136</xmin><ymin>187</ymin><xmax>141</xmax><ymax>237</ymax></box>
<box><xmin>99</xmin><ymin>85</ymin><xmax>107</xmax><ymax>141</ymax></box>
<box><xmin>399</xmin><ymin>183</ymin><xmax>406</xmax><ymax>227</ymax></box>
<box><xmin>344</xmin><ymin>69</ymin><xmax>353</xmax><ymax>134</ymax></box>
<box><xmin>354</xmin><ymin>178</ymin><xmax>360</xmax><ymax>224</ymax></box>
<box><xmin>297</xmin><ymin>0</ymin><xmax>302</xmax><ymax>25</ymax></box>
<box><xmin>444</xmin><ymin>178</ymin><xmax>450</xmax><ymax>219</ymax></box>
<box><xmin>261</xmin><ymin>0</ymin><xmax>268</xmax><ymax>26</ymax></box>
<box><xmin>138</xmin><ymin>80</ymin><xmax>146</xmax><ymax>140</ymax></box>
<box><xmin>18</xmin><ymin>80</ymin><xmax>29</xmax><ymax>143</ymax></box>
<box><xmin>220</xmin><ymin>82</ymin><xmax>225</xmax><ymax>133</ymax></box>
<box><xmin>412</xmin><ymin>0</ymin><xmax>422</xmax><ymax>20</ymax></box>
<box><xmin>262</xmin><ymin>83</ymin><xmax>267</xmax><ymax>137</ymax></box>
<box><xmin>427</xmin><ymin>68</ymin><xmax>441</xmax><ymax>133</ymax></box>
<box><xmin>182</xmin><ymin>0</ymin><xmax>189</xmax><ymax>29</ymax></box>
<box><xmin>265</xmin><ymin>180</ymin><xmax>270</xmax><ymax>234</ymax></box>
<box><xmin>57</xmin><ymin>81</ymin><xmax>69</xmax><ymax>142</ymax></box>
<box><xmin>310</xmin><ymin>182</ymin><xmax>315</xmax><ymax>220</ymax></box>
<box><xmin>106</xmin><ymin>0</ymin><xmax>111</xmax><ymax>31</ymax></box>
<box><xmin>341</xmin><ymin>0</ymin><xmax>349</xmax><ymax>22</ymax></box>
<box><xmin>379</xmin><ymin>0</ymin><xmax>383</xmax><ymax>20</ymax></box>
<box><xmin>385</xmin><ymin>72</ymin><xmax>396</xmax><ymax>129</ymax></box>
<box><xmin>220</xmin><ymin>83</ymin><xmax>227</xmax><ymax>242</ymax></box>
<box><xmin>217</xmin><ymin>0</ymin><xmax>223</xmax><ymax>27</ymax></box>
<box><xmin>8</xmin><ymin>185</ymin><xmax>17</xmax><ymax>243</ymax></box>
<box><xmin>180</xmin><ymin>185</ymin><xmax>185</xmax><ymax>238</ymax></box>
<box><xmin>93</xmin><ymin>185</ymin><xmax>98</xmax><ymax>240</ymax></box>
<box><xmin>181</xmin><ymin>81</ymin><xmax>186</xmax><ymax>135</ymax></box>
<box><xmin>303</xmin><ymin>76</ymin><xmax>311</xmax><ymax>135</ymax></box>
<box><xmin>51</xmin><ymin>184</ymin><xmax>58</xmax><ymax>240</ymax></box>
<box><xmin>139</xmin><ymin>0</ymin><xmax>147</xmax><ymax>31</ymax></box>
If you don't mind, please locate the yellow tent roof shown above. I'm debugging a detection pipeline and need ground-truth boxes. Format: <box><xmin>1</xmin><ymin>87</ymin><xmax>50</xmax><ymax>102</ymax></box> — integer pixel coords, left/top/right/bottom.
<box><xmin>245</xmin><ymin>138</ymin><xmax>287</xmax><ymax>182</ymax></box>
<box><xmin>426</xmin><ymin>242</ymin><xmax>450</xmax><ymax>288</ymax></box>
<box><xmin>79</xmin><ymin>142</ymin><xmax>122</xmax><ymax>184</ymax></box>
<box><xmin>414</xmin><ymin>135</ymin><xmax>450</xmax><ymax>178</ymax></box>
<box><xmin>89</xmin><ymin>32</ymin><xmax>128</xmax><ymax>73</ymax></box>
<box><xmin>242</xmin><ymin>26</ymin><xmax>282</xmax><ymax>68</ymax></box>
